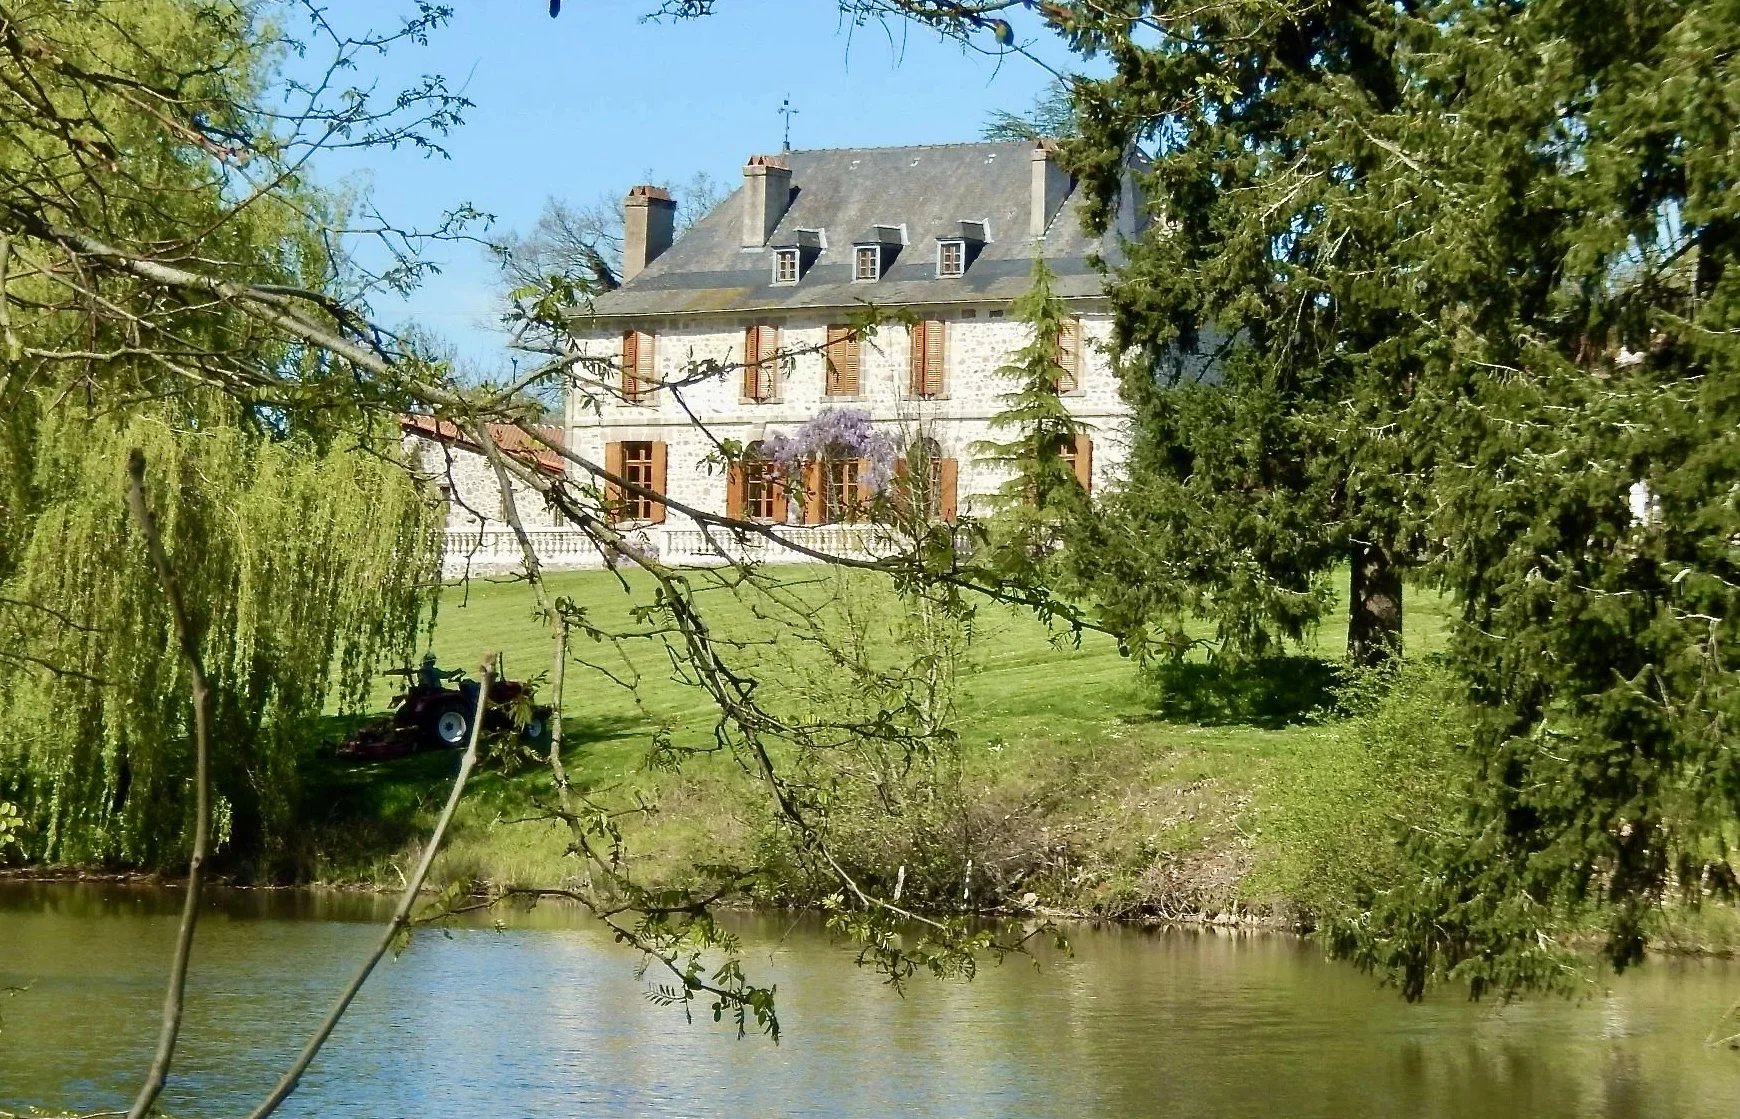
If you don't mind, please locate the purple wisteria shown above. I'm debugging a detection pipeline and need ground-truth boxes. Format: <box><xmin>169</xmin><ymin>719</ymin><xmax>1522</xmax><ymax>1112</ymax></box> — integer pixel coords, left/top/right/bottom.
<box><xmin>761</xmin><ymin>408</ymin><xmax>900</xmax><ymax>493</ymax></box>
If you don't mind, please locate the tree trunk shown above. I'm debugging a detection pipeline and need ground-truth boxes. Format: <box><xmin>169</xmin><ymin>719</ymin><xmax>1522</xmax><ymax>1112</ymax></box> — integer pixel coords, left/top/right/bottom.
<box><xmin>1348</xmin><ymin>540</ymin><xmax>1403</xmax><ymax>667</ymax></box>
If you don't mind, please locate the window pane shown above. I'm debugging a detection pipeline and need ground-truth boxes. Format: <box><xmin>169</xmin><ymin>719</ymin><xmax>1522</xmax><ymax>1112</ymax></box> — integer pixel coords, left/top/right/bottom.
<box><xmin>745</xmin><ymin>457</ymin><xmax>776</xmax><ymax>520</ymax></box>
<box><xmin>855</xmin><ymin>246</ymin><xmax>878</xmax><ymax>281</ymax></box>
<box><xmin>826</xmin><ymin>458</ymin><xmax>861</xmax><ymax>522</ymax></box>
<box><xmin>623</xmin><ymin>441</ymin><xmax>654</xmax><ymax>521</ymax></box>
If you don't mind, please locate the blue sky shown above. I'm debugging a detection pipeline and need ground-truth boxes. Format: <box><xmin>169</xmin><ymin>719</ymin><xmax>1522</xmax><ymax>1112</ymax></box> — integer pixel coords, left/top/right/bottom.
<box><xmin>312</xmin><ymin>2</ymin><xmax>1077</xmax><ymax>371</ymax></box>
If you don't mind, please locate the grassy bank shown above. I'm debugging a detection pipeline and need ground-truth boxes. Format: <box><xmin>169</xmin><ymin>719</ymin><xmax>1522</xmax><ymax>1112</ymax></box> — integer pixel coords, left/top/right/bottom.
<box><xmin>294</xmin><ymin>564</ymin><xmax>1460</xmax><ymax>923</ymax></box>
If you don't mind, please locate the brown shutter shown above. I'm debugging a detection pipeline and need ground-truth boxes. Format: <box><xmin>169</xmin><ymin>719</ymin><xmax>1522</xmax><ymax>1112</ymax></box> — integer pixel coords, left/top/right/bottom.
<box><xmin>892</xmin><ymin>458</ymin><xmax>912</xmax><ymax>517</ymax></box>
<box><xmin>637</xmin><ymin>331</ymin><xmax>657</xmax><ymax>400</ymax></box>
<box><xmin>826</xmin><ymin>325</ymin><xmax>859</xmax><ymax>396</ymax></box>
<box><xmin>1058</xmin><ymin>318</ymin><xmax>1081</xmax><ymax>393</ymax></box>
<box><xmin>803</xmin><ymin>460</ymin><xmax>825</xmax><ymax>525</ymax></box>
<box><xmin>745</xmin><ymin>324</ymin><xmax>780</xmax><ymax>400</ymax></box>
<box><xmin>825</xmin><ymin>325</ymin><xmax>845</xmax><ymax>395</ymax></box>
<box><xmin>648</xmin><ymin>441</ymin><xmax>667</xmax><ymax>524</ymax></box>
<box><xmin>926</xmin><ymin>319</ymin><xmax>946</xmax><ymax>396</ymax></box>
<box><xmin>908</xmin><ymin>320</ymin><xmax>927</xmax><ymax>395</ymax></box>
<box><xmin>743</xmin><ymin>324</ymin><xmax>760</xmax><ymax>399</ymax></box>
<box><xmin>604</xmin><ymin>441</ymin><xmax>625</xmax><ymax>515</ymax></box>
<box><xmin>939</xmin><ymin>458</ymin><xmax>958</xmax><ymax>522</ymax></box>
<box><xmin>771</xmin><ymin>471</ymin><xmax>790</xmax><ymax>523</ymax></box>
<box><xmin>1073</xmin><ymin>435</ymin><xmax>1094</xmax><ymax>492</ymax></box>
<box><xmin>762</xmin><ymin>325</ymin><xmax>780</xmax><ymax>399</ymax></box>
<box><xmin>621</xmin><ymin>332</ymin><xmax>639</xmax><ymax>401</ymax></box>
<box><xmin>725</xmin><ymin>462</ymin><xmax>744</xmax><ymax>519</ymax></box>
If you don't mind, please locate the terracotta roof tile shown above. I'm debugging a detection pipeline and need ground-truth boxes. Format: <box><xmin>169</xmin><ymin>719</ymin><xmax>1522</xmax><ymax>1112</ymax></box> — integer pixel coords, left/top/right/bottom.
<box><xmin>400</xmin><ymin>415</ymin><xmax>567</xmax><ymax>476</ymax></box>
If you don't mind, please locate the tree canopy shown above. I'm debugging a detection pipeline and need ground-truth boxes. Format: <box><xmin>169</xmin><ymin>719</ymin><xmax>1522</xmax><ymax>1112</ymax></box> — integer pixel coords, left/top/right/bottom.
<box><xmin>1057</xmin><ymin>0</ymin><xmax>1740</xmax><ymax>994</ymax></box>
<box><xmin>0</xmin><ymin>2</ymin><xmax>444</xmax><ymax>869</ymax></box>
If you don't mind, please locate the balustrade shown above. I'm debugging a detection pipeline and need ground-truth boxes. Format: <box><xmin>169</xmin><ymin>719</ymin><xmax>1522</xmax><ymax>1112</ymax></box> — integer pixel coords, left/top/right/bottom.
<box><xmin>439</xmin><ymin>520</ymin><xmax>937</xmax><ymax>577</ymax></box>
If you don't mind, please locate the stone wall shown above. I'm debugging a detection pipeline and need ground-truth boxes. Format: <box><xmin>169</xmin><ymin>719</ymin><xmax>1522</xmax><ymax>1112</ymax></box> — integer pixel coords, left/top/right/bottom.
<box><xmin>402</xmin><ymin>431</ymin><xmax>616</xmax><ymax>579</ymax></box>
<box><xmin>402</xmin><ymin>432</ymin><xmax>566</xmax><ymax>533</ymax></box>
<box><xmin>567</xmin><ymin>301</ymin><xmax>1131</xmax><ymax>525</ymax></box>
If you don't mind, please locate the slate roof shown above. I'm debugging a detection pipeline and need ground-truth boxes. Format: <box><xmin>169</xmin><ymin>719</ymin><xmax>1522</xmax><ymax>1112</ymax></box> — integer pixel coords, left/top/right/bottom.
<box><xmin>580</xmin><ymin>141</ymin><xmax>1120</xmax><ymax>321</ymax></box>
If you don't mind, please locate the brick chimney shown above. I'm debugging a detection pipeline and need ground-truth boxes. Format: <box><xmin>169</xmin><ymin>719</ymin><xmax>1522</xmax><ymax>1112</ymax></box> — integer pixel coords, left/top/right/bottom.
<box><xmin>622</xmin><ymin>184</ymin><xmax>676</xmax><ymax>284</ymax></box>
<box><xmin>1030</xmin><ymin>139</ymin><xmax>1071</xmax><ymax>239</ymax></box>
<box><xmin>741</xmin><ymin>154</ymin><xmax>793</xmax><ymax>248</ymax></box>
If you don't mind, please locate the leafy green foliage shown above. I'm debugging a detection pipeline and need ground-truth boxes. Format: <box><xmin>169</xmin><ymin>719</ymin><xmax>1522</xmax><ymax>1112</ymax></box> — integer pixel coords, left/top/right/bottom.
<box><xmin>0</xmin><ymin>409</ymin><xmax>439</xmax><ymax>870</ymax></box>
<box><xmin>973</xmin><ymin>258</ymin><xmax>1093</xmax><ymax>584</ymax></box>
<box><xmin>981</xmin><ymin>77</ymin><xmax>1079</xmax><ymax>141</ymax></box>
<box><xmin>0</xmin><ymin>4</ymin><xmax>444</xmax><ymax>871</ymax></box>
<box><xmin>1255</xmin><ymin>663</ymin><xmax>1470</xmax><ymax>930</ymax></box>
<box><xmin>1062</xmin><ymin>0</ymin><xmax>1740</xmax><ymax>994</ymax></box>
<box><xmin>0</xmin><ymin>799</ymin><xmax>22</xmax><ymax>863</ymax></box>
<box><xmin>1063</xmin><ymin>1</ymin><xmax>1442</xmax><ymax>665</ymax></box>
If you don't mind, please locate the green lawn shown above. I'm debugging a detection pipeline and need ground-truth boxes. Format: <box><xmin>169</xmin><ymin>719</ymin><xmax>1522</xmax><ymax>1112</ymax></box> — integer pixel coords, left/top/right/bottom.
<box><xmin>301</xmin><ymin>564</ymin><xmax>1455</xmax><ymax>911</ymax></box>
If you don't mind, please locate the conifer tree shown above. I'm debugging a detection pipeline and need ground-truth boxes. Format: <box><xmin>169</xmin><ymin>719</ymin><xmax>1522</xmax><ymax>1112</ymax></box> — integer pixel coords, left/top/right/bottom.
<box><xmin>974</xmin><ymin>259</ymin><xmax>1091</xmax><ymax>575</ymax></box>
<box><xmin>1055</xmin><ymin>0</ymin><xmax>1740</xmax><ymax>993</ymax></box>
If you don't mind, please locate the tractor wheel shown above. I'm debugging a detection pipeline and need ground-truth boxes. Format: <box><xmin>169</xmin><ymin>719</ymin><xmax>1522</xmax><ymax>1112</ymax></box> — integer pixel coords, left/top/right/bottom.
<box><xmin>427</xmin><ymin>698</ymin><xmax>474</xmax><ymax>749</ymax></box>
<box><xmin>521</xmin><ymin>709</ymin><xmax>553</xmax><ymax>745</ymax></box>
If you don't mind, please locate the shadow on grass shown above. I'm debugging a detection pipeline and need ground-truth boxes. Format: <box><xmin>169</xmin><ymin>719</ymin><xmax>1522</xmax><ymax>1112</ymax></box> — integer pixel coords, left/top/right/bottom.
<box><xmin>291</xmin><ymin>711</ymin><xmax>638</xmax><ymax>879</ymax></box>
<box><xmin>1139</xmin><ymin>655</ymin><xmax>1344</xmax><ymax>729</ymax></box>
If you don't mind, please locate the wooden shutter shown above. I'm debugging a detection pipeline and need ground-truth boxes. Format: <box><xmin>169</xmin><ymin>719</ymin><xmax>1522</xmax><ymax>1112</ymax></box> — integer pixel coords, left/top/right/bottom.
<box><xmin>648</xmin><ymin>441</ymin><xmax>667</xmax><ymax>524</ymax></box>
<box><xmin>925</xmin><ymin>319</ymin><xmax>946</xmax><ymax>395</ymax></box>
<box><xmin>621</xmin><ymin>332</ymin><xmax>639</xmax><ymax>402</ymax></box>
<box><xmin>855</xmin><ymin>458</ymin><xmax>873</xmax><ymax>514</ymax></box>
<box><xmin>939</xmin><ymin>458</ymin><xmax>958</xmax><ymax>522</ymax></box>
<box><xmin>1057</xmin><ymin>317</ymin><xmax>1081</xmax><ymax>393</ymax></box>
<box><xmin>742</xmin><ymin>324</ymin><xmax>761</xmax><ymax>399</ymax></box>
<box><xmin>803</xmin><ymin>460</ymin><xmax>825</xmax><ymax>525</ymax></box>
<box><xmin>761</xmin><ymin>325</ymin><xmax>780</xmax><ymax>399</ymax></box>
<box><xmin>745</xmin><ymin>324</ymin><xmax>780</xmax><ymax>400</ymax></box>
<box><xmin>908</xmin><ymin>321</ymin><xmax>927</xmax><ymax>395</ymax></box>
<box><xmin>725</xmin><ymin>463</ymin><xmax>744</xmax><ymax>519</ymax></box>
<box><xmin>771</xmin><ymin>472</ymin><xmax>790</xmax><ymax>523</ymax></box>
<box><xmin>1073</xmin><ymin>435</ymin><xmax>1094</xmax><ymax>492</ymax></box>
<box><xmin>826</xmin><ymin>325</ymin><xmax>859</xmax><ymax>396</ymax></box>
<box><xmin>910</xmin><ymin>319</ymin><xmax>944</xmax><ymax>396</ymax></box>
<box><xmin>604</xmin><ymin>441</ymin><xmax>624</xmax><ymax>515</ymax></box>
<box><xmin>636</xmin><ymin>332</ymin><xmax>656</xmax><ymax>401</ymax></box>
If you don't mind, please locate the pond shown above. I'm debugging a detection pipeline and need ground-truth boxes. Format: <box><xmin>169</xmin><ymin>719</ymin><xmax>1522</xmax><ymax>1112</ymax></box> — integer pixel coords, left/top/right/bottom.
<box><xmin>2</xmin><ymin>883</ymin><xmax>1737</xmax><ymax>1117</ymax></box>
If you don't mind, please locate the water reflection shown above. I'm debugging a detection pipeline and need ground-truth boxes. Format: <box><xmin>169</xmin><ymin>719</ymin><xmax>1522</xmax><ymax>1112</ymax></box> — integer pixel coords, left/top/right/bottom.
<box><xmin>2</xmin><ymin>883</ymin><xmax>1737</xmax><ymax>1118</ymax></box>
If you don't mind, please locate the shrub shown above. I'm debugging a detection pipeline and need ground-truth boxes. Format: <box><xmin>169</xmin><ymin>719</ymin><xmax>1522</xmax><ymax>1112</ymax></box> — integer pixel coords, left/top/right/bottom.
<box><xmin>1252</xmin><ymin>660</ymin><xmax>1471</xmax><ymax>925</ymax></box>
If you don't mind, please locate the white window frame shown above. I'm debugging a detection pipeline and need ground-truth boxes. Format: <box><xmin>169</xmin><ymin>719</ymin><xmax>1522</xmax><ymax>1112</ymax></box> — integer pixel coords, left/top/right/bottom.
<box><xmin>937</xmin><ymin>239</ymin><xmax>965</xmax><ymax>278</ymax></box>
<box><xmin>772</xmin><ymin>248</ymin><xmax>800</xmax><ymax>285</ymax></box>
<box><xmin>854</xmin><ymin>245</ymin><xmax>881</xmax><ymax>282</ymax></box>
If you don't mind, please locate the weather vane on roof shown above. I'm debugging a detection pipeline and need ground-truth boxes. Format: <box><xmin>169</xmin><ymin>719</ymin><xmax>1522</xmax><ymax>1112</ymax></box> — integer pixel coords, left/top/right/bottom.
<box><xmin>779</xmin><ymin>96</ymin><xmax>798</xmax><ymax>153</ymax></box>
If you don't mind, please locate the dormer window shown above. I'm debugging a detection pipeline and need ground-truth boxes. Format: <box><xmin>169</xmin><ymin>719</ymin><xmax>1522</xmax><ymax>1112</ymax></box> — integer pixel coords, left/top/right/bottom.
<box><xmin>937</xmin><ymin>240</ymin><xmax>965</xmax><ymax>277</ymax></box>
<box><xmin>852</xmin><ymin>224</ymin><xmax>903</xmax><ymax>283</ymax></box>
<box><xmin>770</xmin><ymin>228</ymin><xmax>823</xmax><ymax>286</ymax></box>
<box><xmin>934</xmin><ymin>221</ymin><xmax>987</xmax><ymax>278</ymax></box>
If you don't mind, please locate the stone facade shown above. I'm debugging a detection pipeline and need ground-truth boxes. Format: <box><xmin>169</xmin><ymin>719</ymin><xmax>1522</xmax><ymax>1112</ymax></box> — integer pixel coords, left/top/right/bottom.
<box><xmin>401</xmin><ymin>420</ymin><xmax>596</xmax><ymax>575</ymax></box>
<box><xmin>562</xmin><ymin>140</ymin><xmax>1140</xmax><ymax>567</ymax></box>
<box><xmin>567</xmin><ymin>305</ymin><xmax>1127</xmax><ymax>527</ymax></box>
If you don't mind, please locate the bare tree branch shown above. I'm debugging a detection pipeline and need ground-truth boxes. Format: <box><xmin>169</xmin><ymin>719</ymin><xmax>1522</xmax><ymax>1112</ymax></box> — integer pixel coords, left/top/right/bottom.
<box><xmin>123</xmin><ymin>449</ymin><xmax>212</xmax><ymax>1119</ymax></box>
<box><xmin>244</xmin><ymin>657</ymin><xmax>496</xmax><ymax>1119</ymax></box>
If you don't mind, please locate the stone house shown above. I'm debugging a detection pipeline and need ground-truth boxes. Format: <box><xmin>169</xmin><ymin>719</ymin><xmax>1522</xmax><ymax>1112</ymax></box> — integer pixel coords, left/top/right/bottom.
<box><xmin>565</xmin><ymin>139</ymin><xmax>1144</xmax><ymax>567</ymax></box>
<box><xmin>400</xmin><ymin>416</ymin><xmax>589</xmax><ymax>575</ymax></box>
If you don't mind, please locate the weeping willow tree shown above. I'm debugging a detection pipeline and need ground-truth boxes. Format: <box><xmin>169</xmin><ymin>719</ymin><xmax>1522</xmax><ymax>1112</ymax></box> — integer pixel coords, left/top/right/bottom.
<box><xmin>0</xmin><ymin>403</ymin><xmax>439</xmax><ymax>869</ymax></box>
<box><xmin>0</xmin><ymin>0</ymin><xmax>448</xmax><ymax>871</ymax></box>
